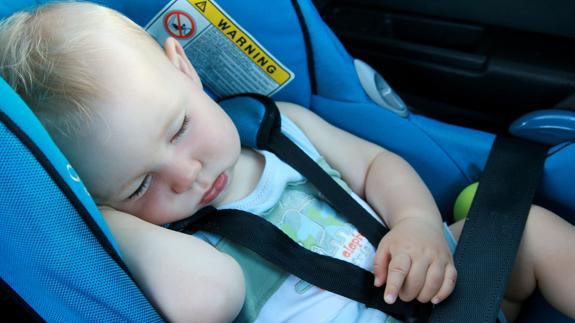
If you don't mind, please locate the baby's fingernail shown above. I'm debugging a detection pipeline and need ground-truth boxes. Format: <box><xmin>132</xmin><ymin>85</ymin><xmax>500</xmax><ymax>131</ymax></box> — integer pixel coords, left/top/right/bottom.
<box><xmin>432</xmin><ymin>297</ymin><xmax>441</xmax><ymax>304</ymax></box>
<box><xmin>384</xmin><ymin>293</ymin><xmax>396</xmax><ymax>304</ymax></box>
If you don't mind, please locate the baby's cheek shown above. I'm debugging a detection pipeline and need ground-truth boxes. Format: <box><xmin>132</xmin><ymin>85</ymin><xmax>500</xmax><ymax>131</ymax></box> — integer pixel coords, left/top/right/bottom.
<box><xmin>147</xmin><ymin>193</ymin><xmax>196</xmax><ymax>225</ymax></box>
<box><xmin>154</xmin><ymin>206</ymin><xmax>178</xmax><ymax>225</ymax></box>
<box><xmin>133</xmin><ymin>193</ymin><xmax>172</xmax><ymax>225</ymax></box>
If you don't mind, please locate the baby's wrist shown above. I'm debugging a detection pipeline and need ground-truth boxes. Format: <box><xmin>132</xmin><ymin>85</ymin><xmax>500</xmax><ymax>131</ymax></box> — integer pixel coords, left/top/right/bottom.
<box><xmin>390</xmin><ymin>213</ymin><xmax>443</xmax><ymax>231</ymax></box>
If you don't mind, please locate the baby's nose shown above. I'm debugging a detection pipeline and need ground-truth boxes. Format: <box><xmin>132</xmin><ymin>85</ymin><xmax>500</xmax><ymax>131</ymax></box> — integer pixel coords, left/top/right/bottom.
<box><xmin>170</xmin><ymin>159</ymin><xmax>200</xmax><ymax>194</ymax></box>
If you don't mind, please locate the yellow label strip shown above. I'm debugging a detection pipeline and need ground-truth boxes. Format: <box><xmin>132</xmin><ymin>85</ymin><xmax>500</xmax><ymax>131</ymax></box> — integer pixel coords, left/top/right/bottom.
<box><xmin>189</xmin><ymin>0</ymin><xmax>291</xmax><ymax>84</ymax></box>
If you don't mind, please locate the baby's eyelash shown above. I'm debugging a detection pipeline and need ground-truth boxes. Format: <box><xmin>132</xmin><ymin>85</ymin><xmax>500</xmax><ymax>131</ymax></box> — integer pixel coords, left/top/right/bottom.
<box><xmin>171</xmin><ymin>114</ymin><xmax>190</xmax><ymax>143</ymax></box>
<box><xmin>128</xmin><ymin>175</ymin><xmax>152</xmax><ymax>200</ymax></box>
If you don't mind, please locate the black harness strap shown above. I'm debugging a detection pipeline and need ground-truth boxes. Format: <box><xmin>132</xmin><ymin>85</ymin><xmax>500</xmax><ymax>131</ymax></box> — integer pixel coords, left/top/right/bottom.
<box><xmin>267</xmin><ymin>130</ymin><xmax>389</xmax><ymax>247</ymax></box>
<box><xmin>248</xmin><ymin>94</ymin><xmax>388</xmax><ymax>247</ymax></box>
<box><xmin>428</xmin><ymin>136</ymin><xmax>548</xmax><ymax>323</ymax></box>
<box><xmin>170</xmin><ymin>206</ymin><xmax>430</xmax><ymax>322</ymax></box>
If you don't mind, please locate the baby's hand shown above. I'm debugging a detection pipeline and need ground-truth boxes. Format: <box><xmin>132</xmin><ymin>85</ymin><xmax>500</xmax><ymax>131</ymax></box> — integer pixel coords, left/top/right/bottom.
<box><xmin>373</xmin><ymin>218</ymin><xmax>457</xmax><ymax>305</ymax></box>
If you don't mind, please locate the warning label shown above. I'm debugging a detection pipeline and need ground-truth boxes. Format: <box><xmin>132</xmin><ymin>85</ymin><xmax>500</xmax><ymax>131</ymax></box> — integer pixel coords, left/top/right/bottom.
<box><xmin>146</xmin><ymin>0</ymin><xmax>294</xmax><ymax>98</ymax></box>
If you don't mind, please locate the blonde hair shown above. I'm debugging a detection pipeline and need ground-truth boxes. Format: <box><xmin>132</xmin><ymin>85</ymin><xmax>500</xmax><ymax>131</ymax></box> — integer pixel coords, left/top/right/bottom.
<box><xmin>0</xmin><ymin>1</ymin><xmax>162</xmax><ymax>137</ymax></box>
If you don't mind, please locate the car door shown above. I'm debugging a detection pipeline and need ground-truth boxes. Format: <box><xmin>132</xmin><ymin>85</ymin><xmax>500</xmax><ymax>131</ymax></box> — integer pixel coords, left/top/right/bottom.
<box><xmin>314</xmin><ymin>0</ymin><xmax>575</xmax><ymax>134</ymax></box>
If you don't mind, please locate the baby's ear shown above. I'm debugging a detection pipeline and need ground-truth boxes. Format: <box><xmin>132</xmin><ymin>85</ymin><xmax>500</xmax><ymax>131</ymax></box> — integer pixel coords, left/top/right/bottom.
<box><xmin>164</xmin><ymin>37</ymin><xmax>203</xmax><ymax>89</ymax></box>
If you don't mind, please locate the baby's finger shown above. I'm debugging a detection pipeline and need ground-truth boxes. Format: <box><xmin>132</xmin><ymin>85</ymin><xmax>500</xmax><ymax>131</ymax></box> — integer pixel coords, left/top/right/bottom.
<box><xmin>373</xmin><ymin>244</ymin><xmax>391</xmax><ymax>287</ymax></box>
<box><xmin>384</xmin><ymin>252</ymin><xmax>411</xmax><ymax>304</ymax></box>
<box><xmin>398</xmin><ymin>259</ymin><xmax>429</xmax><ymax>302</ymax></box>
<box><xmin>431</xmin><ymin>264</ymin><xmax>458</xmax><ymax>304</ymax></box>
<box><xmin>416</xmin><ymin>262</ymin><xmax>445</xmax><ymax>303</ymax></box>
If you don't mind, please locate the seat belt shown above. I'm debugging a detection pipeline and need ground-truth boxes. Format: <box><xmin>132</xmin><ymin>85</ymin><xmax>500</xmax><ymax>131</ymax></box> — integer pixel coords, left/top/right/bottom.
<box><xmin>428</xmin><ymin>136</ymin><xmax>548</xmax><ymax>323</ymax></box>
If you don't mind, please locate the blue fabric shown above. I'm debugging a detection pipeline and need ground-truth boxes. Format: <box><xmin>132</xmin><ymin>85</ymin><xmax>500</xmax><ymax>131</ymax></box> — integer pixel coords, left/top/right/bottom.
<box><xmin>297</xmin><ymin>0</ymin><xmax>371</xmax><ymax>102</ymax></box>
<box><xmin>0</xmin><ymin>80</ymin><xmax>116</xmax><ymax>248</ymax></box>
<box><xmin>219</xmin><ymin>96</ymin><xmax>267</xmax><ymax>148</ymax></box>
<box><xmin>0</xmin><ymin>1</ymin><xmax>35</xmax><ymax>16</ymax></box>
<box><xmin>311</xmin><ymin>95</ymin><xmax>493</xmax><ymax>214</ymax></box>
<box><xmin>537</xmin><ymin>142</ymin><xmax>575</xmax><ymax>218</ymax></box>
<box><xmin>0</xmin><ymin>78</ymin><xmax>161</xmax><ymax>321</ymax></box>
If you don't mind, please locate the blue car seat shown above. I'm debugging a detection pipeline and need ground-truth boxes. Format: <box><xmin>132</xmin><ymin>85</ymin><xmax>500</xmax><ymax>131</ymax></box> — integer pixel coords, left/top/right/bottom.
<box><xmin>1</xmin><ymin>0</ymin><xmax>574</xmax><ymax>321</ymax></box>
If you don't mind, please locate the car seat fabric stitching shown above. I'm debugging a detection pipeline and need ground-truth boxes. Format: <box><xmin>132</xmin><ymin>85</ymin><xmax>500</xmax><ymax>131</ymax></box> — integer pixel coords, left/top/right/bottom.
<box><xmin>291</xmin><ymin>0</ymin><xmax>317</xmax><ymax>95</ymax></box>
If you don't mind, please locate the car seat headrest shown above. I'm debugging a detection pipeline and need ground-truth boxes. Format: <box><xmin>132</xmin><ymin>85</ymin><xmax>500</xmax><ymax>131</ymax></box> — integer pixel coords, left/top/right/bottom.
<box><xmin>0</xmin><ymin>76</ymin><xmax>161</xmax><ymax>321</ymax></box>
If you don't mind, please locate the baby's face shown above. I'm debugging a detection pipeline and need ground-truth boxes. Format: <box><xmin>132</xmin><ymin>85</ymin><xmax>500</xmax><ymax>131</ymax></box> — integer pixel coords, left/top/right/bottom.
<box><xmin>66</xmin><ymin>39</ymin><xmax>241</xmax><ymax>224</ymax></box>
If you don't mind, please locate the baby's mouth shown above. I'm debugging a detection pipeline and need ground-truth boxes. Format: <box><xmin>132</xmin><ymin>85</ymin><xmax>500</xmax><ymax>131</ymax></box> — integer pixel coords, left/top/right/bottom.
<box><xmin>200</xmin><ymin>172</ymin><xmax>228</xmax><ymax>204</ymax></box>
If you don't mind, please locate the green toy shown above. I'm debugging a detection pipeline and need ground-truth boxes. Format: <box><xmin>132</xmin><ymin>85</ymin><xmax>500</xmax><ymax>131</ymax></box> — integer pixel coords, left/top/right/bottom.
<box><xmin>453</xmin><ymin>182</ymin><xmax>479</xmax><ymax>221</ymax></box>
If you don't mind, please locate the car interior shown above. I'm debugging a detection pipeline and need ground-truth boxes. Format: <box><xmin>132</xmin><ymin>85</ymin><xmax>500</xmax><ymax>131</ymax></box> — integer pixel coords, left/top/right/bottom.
<box><xmin>314</xmin><ymin>0</ymin><xmax>575</xmax><ymax>133</ymax></box>
<box><xmin>1</xmin><ymin>0</ymin><xmax>574</xmax><ymax>322</ymax></box>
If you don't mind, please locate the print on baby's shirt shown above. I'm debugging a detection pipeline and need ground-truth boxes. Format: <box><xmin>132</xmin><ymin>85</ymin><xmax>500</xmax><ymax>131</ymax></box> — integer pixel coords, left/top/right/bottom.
<box><xmin>263</xmin><ymin>180</ymin><xmax>375</xmax><ymax>295</ymax></box>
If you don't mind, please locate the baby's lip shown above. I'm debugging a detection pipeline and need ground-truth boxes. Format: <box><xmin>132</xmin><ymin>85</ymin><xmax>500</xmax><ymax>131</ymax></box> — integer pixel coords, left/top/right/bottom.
<box><xmin>200</xmin><ymin>172</ymin><xmax>228</xmax><ymax>205</ymax></box>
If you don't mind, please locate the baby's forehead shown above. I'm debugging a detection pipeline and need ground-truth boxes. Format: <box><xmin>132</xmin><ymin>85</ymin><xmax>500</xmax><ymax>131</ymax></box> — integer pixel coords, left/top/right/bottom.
<box><xmin>37</xmin><ymin>5</ymin><xmax>110</xmax><ymax>40</ymax></box>
<box><xmin>37</xmin><ymin>3</ymin><xmax>162</xmax><ymax>56</ymax></box>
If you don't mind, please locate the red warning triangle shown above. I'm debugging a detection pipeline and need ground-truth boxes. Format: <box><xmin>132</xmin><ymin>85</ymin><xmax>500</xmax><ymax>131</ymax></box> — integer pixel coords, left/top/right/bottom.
<box><xmin>195</xmin><ymin>1</ymin><xmax>207</xmax><ymax>13</ymax></box>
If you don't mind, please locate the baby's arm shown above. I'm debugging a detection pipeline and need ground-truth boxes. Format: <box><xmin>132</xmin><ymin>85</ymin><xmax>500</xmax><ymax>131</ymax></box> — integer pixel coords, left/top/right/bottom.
<box><xmin>277</xmin><ymin>102</ymin><xmax>456</xmax><ymax>305</ymax></box>
<box><xmin>101</xmin><ymin>207</ymin><xmax>245</xmax><ymax>322</ymax></box>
